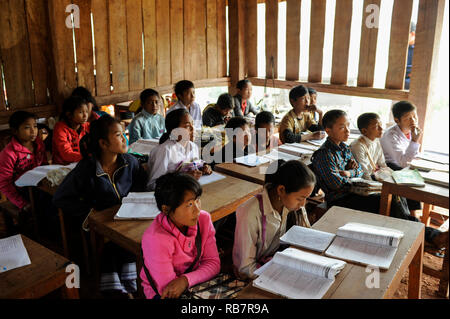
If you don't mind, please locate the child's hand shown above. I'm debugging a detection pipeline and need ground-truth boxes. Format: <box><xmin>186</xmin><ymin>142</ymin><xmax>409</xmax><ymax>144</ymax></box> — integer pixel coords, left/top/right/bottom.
<box><xmin>339</xmin><ymin>170</ymin><xmax>351</xmax><ymax>177</ymax></box>
<box><xmin>202</xmin><ymin>164</ymin><xmax>212</xmax><ymax>175</ymax></box>
<box><xmin>411</xmin><ymin>126</ymin><xmax>422</xmax><ymax>142</ymax></box>
<box><xmin>161</xmin><ymin>275</ymin><xmax>189</xmax><ymax>299</ymax></box>
<box><xmin>187</xmin><ymin>169</ymin><xmax>202</xmax><ymax>180</ymax></box>
<box><xmin>307</xmin><ymin>104</ymin><xmax>322</xmax><ymax>115</ymax></box>
<box><xmin>345</xmin><ymin>159</ymin><xmax>358</xmax><ymax>170</ymax></box>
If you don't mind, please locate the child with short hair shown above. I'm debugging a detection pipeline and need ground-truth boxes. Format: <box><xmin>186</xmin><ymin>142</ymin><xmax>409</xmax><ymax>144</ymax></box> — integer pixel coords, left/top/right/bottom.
<box><xmin>252</xmin><ymin>111</ymin><xmax>280</xmax><ymax>152</ymax></box>
<box><xmin>147</xmin><ymin>108</ymin><xmax>212</xmax><ymax>190</ymax></box>
<box><xmin>0</xmin><ymin>111</ymin><xmax>46</xmax><ymax>211</ymax></box>
<box><xmin>380</xmin><ymin>101</ymin><xmax>422</xmax><ymax>170</ymax></box>
<box><xmin>166</xmin><ymin>80</ymin><xmax>203</xmax><ymax>130</ymax></box>
<box><xmin>71</xmin><ymin>86</ymin><xmax>105</xmax><ymax>122</ymax></box>
<box><xmin>232</xmin><ymin>79</ymin><xmax>258</xmax><ymax>117</ymax></box>
<box><xmin>52</xmin><ymin>96</ymin><xmax>90</xmax><ymax>165</ymax></box>
<box><xmin>140</xmin><ymin>172</ymin><xmax>220</xmax><ymax>299</ymax></box>
<box><xmin>202</xmin><ymin>93</ymin><xmax>234</xmax><ymax>127</ymax></box>
<box><xmin>128</xmin><ymin>89</ymin><xmax>165</xmax><ymax>144</ymax></box>
<box><xmin>279</xmin><ymin>85</ymin><xmax>325</xmax><ymax>144</ymax></box>
<box><xmin>233</xmin><ymin>160</ymin><xmax>316</xmax><ymax>279</ymax></box>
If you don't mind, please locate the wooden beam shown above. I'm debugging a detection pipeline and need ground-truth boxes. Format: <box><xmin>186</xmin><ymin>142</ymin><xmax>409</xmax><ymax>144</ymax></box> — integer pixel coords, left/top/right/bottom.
<box><xmin>246</xmin><ymin>0</ymin><xmax>258</xmax><ymax>78</ymax></box>
<box><xmin>109</xmin><ymin>0</ymin><xmax>129</xmax><ymax>93</ymax></box>
<box><xmin>156</xmin><ymin>0</ymin><xmax>171</xmax><ymax>86</ymax></box>
<box><xmin>266</xmin><ymin>0</ymin><xmax>278</xmax><ymax>80</ymax></box>
<box><xmin>126</xmin><ymin>0</ymin><xmax>144</xmax><ymax>92</ymax></box>
<box><xmin>170</xmin><ymin>0</ymin><xmax>184</xmax><ymax>83</ymax></box>
<box><xmin>207</xmin><ymin>0</ymin><xmax>218</xmax><ymax>79</ymax></box>
<box><xmin>308</xmin><ymin>0</ymin><xmax>326</xmax><ymax>83</ymax></box>
<box><xmin>217</xmin><ymin>0</ymin><xmax>227</xmax><ymax>78</ymax></box>
<box><xmin>286</xmin><ymin>0</ymin><xmax>301</xmax><ymax>81</ymax></box>
<box><xmin>91</xmin><ymin>0</ymin><xmax>110</xmax><ymax>96</ymax></box>
<box><xmin>0</xmin><ymin>105</ymin><xmax>58</xmax><ymax>125</ymax></box>
<box><xmin>331</xmin><ymin>0</ymin><xmax>352</xmax><ymax>85</ymax></box>
<box><xmin>228</xmin><ymin>0</ymin><xmax>246</xmax><ymax>92</ymax></box>
<box><xmin>142</xmin><ymin>0</ymin><xmax>157</xmax><ymax>88</ymax></box>
<box><xmin>357</xmin><ymin>0</ymin><xmax>380</xmax><ymax>87</ymax></box>
<box><xmin>409</xmin><ymin>0</ymin><xmax>446</xmax><ymax>147</ymax></box>
<box><xmin>248</xmin><ymin>77</ymin><xmax>409</xmax><ymax>101</ymax></box>
<box><xmin>385</xmin><ymin>0</ymin><xmax>413</xmax><ymax>90</ymax></box>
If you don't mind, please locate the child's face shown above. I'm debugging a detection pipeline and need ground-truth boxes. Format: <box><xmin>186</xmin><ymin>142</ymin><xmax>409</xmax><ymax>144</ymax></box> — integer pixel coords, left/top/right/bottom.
<box><xmin>178</xmin><ymin>113</ymin><xmax>195</xmax><ymax>142</ymax></box>
<box><xmin>362</xmin><ymin>118</ymin><xmax>383</xmax><ymax>140</ymax></box>
<box><xmin>70</xmin><ymin>104</ymin><xmax>89</xmax><ymax>125</ymax></box>
<box><xmin>279</xmin><ymin>184</ymin><xmax>315</xmax><ymax>212</ymax></box>
<box><xmin>290</xmin><ymin>94</ymin><xmax>310</xmax><ymax>113</ymax></box>
<box><xmin>325</xmin><ymin>115</ymin><xmax>351</xmax><ymax>143</ymax></box>
<box><xmin>100</xmin><ymin>123</ymin><xmax>128</xmax><ymax>154</ymax></box>
<box><xmin>395</xmin><ymin>110</ymin><xmax>418</xmax><ymax>132</ymax></box>
<box><xmin>310</xmin><ymin>93</ymin><xmax>317</xmax><ymax>106</ymax></box>
<box><xmin>143</xmin><ymin>95</ymin><xmax>160</xmax><ymax>115</ymax></box>
<box><xmin>167</xmin><ymin>190</ymin><xmax>201</xmax><ymax>228</ymax></box>
<box><xmin>15</xmin><ymin>118</ymin><xmax>38</xmax><ymax>143</ymax></box>
<box><xmin>238</xmin><ymin>83</ymin><xmax>252</xmax><ymax>100</ymax></box>
<box><xmin>219</xmin><ymin>107</ymin><xmax>232</xmax><ymax>117</ymax></box>
<box><xmin>179</xmin><ymin>88</ymin><xmax>195</xmax><ymax>107</ymax></box>
<box><xmin>257</xmin><ymin>123</ymin><xmax>274</xmax><ymax>145</ymax></box>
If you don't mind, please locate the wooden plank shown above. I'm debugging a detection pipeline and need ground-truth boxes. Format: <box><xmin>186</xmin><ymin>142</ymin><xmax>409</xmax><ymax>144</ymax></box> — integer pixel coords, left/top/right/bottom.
<box><xmin>308</xmin><ymin>0</ymin><xmax>326</xmax><ymax>83</ymax></box>
<box><xmin>409</xmin><ymin>0</ymin><xmax>446</xmax><ymax>147</ymax></box>
<box><xmin>156</xmin><ymin>0</ymin><xmax>171</xmax><ymax>86</ymax></box>
<box><xmin>206</xmin><ymin>0</ymin><xmax>218</xmax><ymax>79</ymax></box>
<box><xmin>91</xmin><ymin>0</ymin><xmax>110</xmax><ymax>96</ymax></box>
<box><xmin>74</xmin><ymin>0</ymin><xmax>95</xmax><ymax>94</ymax></box>
<box><xmin>25</xmin><ymin>0</ymin><xmax>51</xmax><ymax>106</ymax></box>
<box><xmin>385</xmin><ymin>0</ymin><xmax>413</xmax><ymax>90</ymax></box>
<box><xmin>285</xmin><ymin>0</ymin><xmax>301</xmax><ymax>81</ymax></box>
<box><xmin>330</xmin><ymin>0</ymin><xmax>352</xmax><ymax>85</ymax></box>
<box><xmin>170</xmin><ymin>0</ymin><xmax>184</xmax><ymax>83</ymax></box>
<box><xmin>0</xmin><ymin>0</ymin><xmax>34</xmax><ymax>108</ymax></box>
<box><xmin>0</xmin><ymin>105</ymin><xmax>58</xmax><ymax>125</ymax></box>
<box><xmin>217</xmin><ymin>0</ymin><xmax>227</xmax><ymax>78</ymax></box>
<box><xmin>184</xmin><ymin>0</ymin><xmax>207</xmax><ymax>81</ymax></box>
<box><xmin>108</xmin><ymin>0</ymin><xmax>129</xmax><ymax>93</ymax></box>
<box><xmin>126</xmin><ymin>0</ymin><xmax>144</xmax><ymax>91</ymax></box>
<box><xmin>142</xmin><ymin>0</ymin><xmax>157</xmax><ymax>88</ymax></box>
<box><xmin>357</xmin><ymin>0</ymin><xmax>381</xmax><ymax>87</ymax></box>
<box><xmin>228</xmin><ymin>0</ymin><xmax>246</xmax><ymax>91</ymax></box>
<box><xmin>246</xmin><ymin>0</ymin><xmax>258</xmax><ymax>78</ymax></box>
<box><xmin>265</xmin><ymin>0</ymin><xmax>278</xmax><ymax>80</ymax></box>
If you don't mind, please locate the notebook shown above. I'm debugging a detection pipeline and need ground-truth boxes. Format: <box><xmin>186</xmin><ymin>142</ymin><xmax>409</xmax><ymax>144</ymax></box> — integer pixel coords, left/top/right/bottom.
<box><xmin>253</xmin><ymin>247</ymin><xmax>346</xmax><ymax>299</ymax></box>
<box><xmin>235</xmin><ymin>154</ymin><xmax>271</xmax><ymax>167</ymax></box>
<box><xmin>129</xmin><ymin>139</ymin><xmax>159</xmax><ymax>155</ymax></box>
<box><xmin>0</xmin><ymin>235</ymin><xmax>31</xmax><ymax>273</ymax></box>
<box><xmin>419</xmin><ymin>170</ymin><xmax>449</xmax><ymax>187</ymax></box>
<box><xmin>324</xmin><ymin>222</ymin><xmax>404</xmax><ymax>270</ymax></box>
<box><xmin>278</xmin><ymin>144</ymin><xmax>312</xmax><ymax>157</ymax></box>
<box><xmin>14</xmin><ymin>163</ymin><xmax>77</xmax><ymax>187</ymax></box>
<box><xmin>410</xmin><ymin>159</ymin><xmax>449</xmax><ymax>173</ymax></box>
<box><xmin>262</xmin><ymin>150</ymin><xmax>301</xmax><ymax>162</ymax></box>
<box><xmin>114</xmin><ymin>192</ymin><xmax>160</xmax><ymax>220</ymax></box>
<box><xmin>306</xmin><ymin>137</ymin><xmax>327</xmax><ymax>147</ymax></box>
<box><xmin>392</xmin><ymin>169</ymin><xmax>425</xmax><ymax>187</ymax></box>
<box><xmin>286</xmin><ymin>142</ymin><xmax>319</xmax><ymax>152</ymax></box>
<box><xmin>280</xmin><ymin>226</ymin><xmax>336</xmax><ymax>252</ymax></box>
<box><xmin>198</xmin><ymin>172</ymin><xmax>227</xmax><ymax>186</ymax></box>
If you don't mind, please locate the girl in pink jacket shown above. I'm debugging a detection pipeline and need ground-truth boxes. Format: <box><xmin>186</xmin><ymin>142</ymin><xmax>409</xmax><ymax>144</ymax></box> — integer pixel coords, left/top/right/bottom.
<box><xmin>140</xmin><ymin>172</ymin><xmax>220</xmax><ymax>299</ymax></box>
<box><xmin>0</xmin><ymin>111</ymin><xmax>46</xmax><ymax>210</ymax></box>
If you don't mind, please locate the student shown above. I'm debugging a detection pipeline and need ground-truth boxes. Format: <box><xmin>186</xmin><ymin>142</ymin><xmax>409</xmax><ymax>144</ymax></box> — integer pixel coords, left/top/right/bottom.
<box><xmin>233</xmin><ymin>160</ymin><xmax>316</xmax><ymax>279</ymax></box>
<box><xmin>0</xmin><ymin>111</ymin><xmax>46</xmax><ymax>211</ymax></box>
<box><xmin>128</xmin><ymin>89</ymin><xmax>165</xmax><ymax>144</ymax></box>
<box><xmin>147</xmin><ymin>108</ymin><xmax>212</xmax><ymax>190</ymax></box>
<box><xmin>232</xmin><ymin>79</ymin><xmax>258</xmax><ymax>117</ymax></box>
<box><xmin>202</xmin><ymin>93</ymin><xmax>233</xmax><ymax>127</ymax></box>
<box><xmin>350</xmin><ymin>113</ymin><xmax>392</xmax><ymax>180</ymax></box>
<box><xmin>279</xmin><ymin>85</ymin><xmax>325</xmax><ymax>144</ymax></box>
<box><xmin>311</xmin><ymin>110</ymin><xmax>447</xmax><ymax>248</ymax></box>
<box><xmin>166</xmin><ymin>80</ymin><xmax>202</xmax><ymax>130</ymax></box>
<box><xmin>52</xmin><ymin>96</ymin><xmax>90</xmax><ymax>165</ymax></box>
<box><xmin>72</xmin><ymin>86</ymin><xmax>105</xmax><ymax>122</ymax></box>
<box><xmin>252</xmin><ymin>111</ymin><xmax>281</xmax><ymax>152</ymax></box>
<box><xmin>308</xmin><ymin>87</ymin><xmax>321</xmax><ymax>123</ymax></box>
<box><xmin>380</xmin><ymin>101</ymin><xmax>422</xmax><ymax>170</ymax></box>
<box><xmin>140</xmin><ymin>172</ymin><xmax>220</xmax><ymax>299</ymax></box>
<box><xmin>53</xmin><ymin>114</ymin><xmax>147</xmax><ymax>295</ymax></box>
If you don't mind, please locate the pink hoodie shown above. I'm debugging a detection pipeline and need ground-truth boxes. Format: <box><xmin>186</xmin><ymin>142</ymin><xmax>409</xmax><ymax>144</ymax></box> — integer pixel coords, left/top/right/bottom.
<box><xmin>140</xmin><ymin>210</ymin><xmax>220</xmax><ymax>299</ymax></box>
<box><xmin>0</xmin><ymin>136</ymin><xmax>46</xmax><ymax>209</ymax></box>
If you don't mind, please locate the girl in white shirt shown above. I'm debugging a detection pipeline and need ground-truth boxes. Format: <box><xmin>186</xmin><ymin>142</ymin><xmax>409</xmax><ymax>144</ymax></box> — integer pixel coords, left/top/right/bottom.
<box><xmin>147</xmin><ymin>108</ymin><xmax>212</xmax><ymax>190</ymax></box>
<box><xmin>232</xmin><ymin>160</ymin><xmax>316</xmax><ymax>280</ymax></box>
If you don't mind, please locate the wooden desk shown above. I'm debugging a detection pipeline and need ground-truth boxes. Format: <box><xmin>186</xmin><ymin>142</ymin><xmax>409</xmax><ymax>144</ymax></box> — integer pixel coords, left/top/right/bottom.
<box><xmin>0</xmin><ymin>235</ymin><xmax>79</xmax><ymax>299</ymax></box>
<box><xmin>237</xmin><ymin>206</ymin><xmax>425</xmax><ymax>299</ymax></box>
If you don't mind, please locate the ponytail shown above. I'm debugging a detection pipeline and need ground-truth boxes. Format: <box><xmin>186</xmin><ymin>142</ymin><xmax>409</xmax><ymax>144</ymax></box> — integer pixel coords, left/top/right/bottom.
<box><xmin>159</xmin><ymin>108</ymin><xmax>190</xmax><ymax>144</ymax></box>
<box><xmin>265</xmin><ymin>160</ymin><xmax>316</xmax><ymax>193</ymax></box>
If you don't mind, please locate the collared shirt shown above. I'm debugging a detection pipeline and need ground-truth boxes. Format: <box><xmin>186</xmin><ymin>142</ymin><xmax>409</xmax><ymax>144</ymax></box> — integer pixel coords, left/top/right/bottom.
<box><xmin>311</xmin><ymin>138</ymin><xmax>363</xmax><ymax>203</ymax></box>
<box><xmin>350</xmin><ymin>135</ymin><xmax>388</xmax><ymax>180</ymax></box>
<box><xmin>380</xmin><ymin>124</ymin><xmax>420</xmax><ymax>168</ymax></box>
<box><xmin>167</xmin><ymin>101</ymin><xmax>203</xmax><ymax>130</ymax></box>
<box><xmin>233</xmin><ymin>187</ymin><xmax>290</xmax><ymax>279</ymax></box>
<box><xmin>279</xmin><ymin>110</ymin><xmax>317</xmax><ymax>144</ymax></box>
<box><xmin>128</xmin><ymin>110</ymin><xmax>165</xmax><ymax>144</ymax></box>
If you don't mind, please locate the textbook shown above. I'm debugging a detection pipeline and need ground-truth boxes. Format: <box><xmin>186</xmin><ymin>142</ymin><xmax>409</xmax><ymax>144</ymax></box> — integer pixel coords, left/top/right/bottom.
<box><xmin>409</xmin><ymin>159</ymin><xmax>449</xmax><ymax>173</ymax></box>
<box><xmin>280</xmin><ymin>226</ymin><xmax>336</xmax><ymax>252</ymax></box>
<box><xmin>0</xmin><ymin>235</ymin><xmax>31</xmax><ymax>273</ymax></box>
<box><xmin>282</xmin><ymin>143</ymin><xmax>315</xmax><ymax>154</ymax></box>
<box><xmin>253</xmin><ymin>247</ymin><xmax>346</xmax><ymax>299</ymax></box>
<box><xmin>114</xmin><ymin>192</ymin><xmax>160</xmax><ymax>220</ymax></box>
<box><xmin>349</xmin><ymin>178</ymin><xmax>383</xmax><ymax>195</ymax></box>
<box><xmin>198</xmin><ymin>172</ymin><xmax>227</xmax><ymax>186</ymax></box>
<box><xmin>235</xmin><ymin>154</ymin><xmax>271</xmax><ymax>167</ymax></box>
<box><xmin>278</xmin><ymin>144</ymin><xmax>312</xmax><ymax>157</ymax></box>
<box><xmin>262</xmin><ymin>150</ymin><xmax>301</xmax><ymax>162</ymax></box>
<box><xmin>306</xmin><ymin>137</ymin><xmax>327</xmax><ymax>147</ymax></box>
<box><xmin>324</xmin><ymin>222</ymin><xmax>404</xmax><ymax>270</ymax></box>
<box><xmin>128</xmin><ymin>139</ymin><xmax>159</xmax><ymax>155</ymax></box>
<box><xmin>419</xmin><ymin>170</ymin><xmax>449</xmax><ymax>187</ymax></box>
<box><xmin>14</xmin><ymin>163</ymin><xmax>77</xmax><ymax>187</ymax></box>
<box><xmin>392</xmin><ymin>169</ymin><xmax>425</xmax><ymax>187</ymax></box>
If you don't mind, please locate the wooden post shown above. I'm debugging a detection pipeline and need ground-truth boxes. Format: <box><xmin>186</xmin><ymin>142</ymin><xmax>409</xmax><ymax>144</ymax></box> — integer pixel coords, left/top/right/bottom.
<box><xmin>409</xmin><ymin>0</ymin><xmax>446</xmax><ymax>148</ymax></box>
<box><xmin>228</xmin><ymin>0</ymin><xmax>246</xmax><ymax>94</ymax></box>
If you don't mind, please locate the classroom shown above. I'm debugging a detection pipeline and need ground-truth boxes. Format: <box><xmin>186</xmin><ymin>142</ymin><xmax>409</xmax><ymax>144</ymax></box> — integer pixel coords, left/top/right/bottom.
<box><xmin>0</xmin><ymin>0</ymin><xmax>448</xmax><ymax>303</ymax></box>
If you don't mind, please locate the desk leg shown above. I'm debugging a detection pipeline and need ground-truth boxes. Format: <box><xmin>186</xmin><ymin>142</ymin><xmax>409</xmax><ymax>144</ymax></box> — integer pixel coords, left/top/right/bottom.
<box><xmin>379</xmin><ymin>185</ymin><xmax>392</xmax><ymax>216</ymax></box>
<box><xmin>136</xmin><ymin>253</ymin><xmax>145</xmax><ymax>299</ymax></box>
<box><xmin>408</xmin><ymin>239</ymin><xmax>423</xmax><ymax>299</ymax></box>
<box><xmin>421</xmin><ymin>204</ymin><xmax>432</xmax><ymax>226</ymax></box>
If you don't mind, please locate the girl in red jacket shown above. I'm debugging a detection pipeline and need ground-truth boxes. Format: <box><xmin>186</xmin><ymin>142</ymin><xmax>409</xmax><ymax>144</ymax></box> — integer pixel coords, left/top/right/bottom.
<box><xmin>52</xmin><ymin>96</ymin><xmax>90</xmax><ymax>165</ymax></box>
<box><xmin>0</xmin><ymin>111</ymin><xmax>46</xmax><ymax>211</ymax></box>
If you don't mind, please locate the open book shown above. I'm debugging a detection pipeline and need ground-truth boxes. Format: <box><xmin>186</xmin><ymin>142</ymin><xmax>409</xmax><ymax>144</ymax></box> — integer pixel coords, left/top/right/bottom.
<box><xmin>419</xmin><ymin>170</ymin><xmax>449</xmax><ymax>187</ymax></box>
<box><xmin>325</xmin><ymin>222</ymin><xmax>404</xmax><ymax>270</ymax></box>
<box><xmin>114</xmin><ymin>192</ymin><xmax>160</xmax><ymax>220</ymax></box>
<box><xmin>282</xmin><ymin>143</ymin><xmax>315</xmax><ymax>154</ymax></box>
<box><xmin>410</xmin><ymin>159</ymin><xmax>449</xmax><ymax>173</ymax></box>
<box><xmin>278</xmin><ymin>144</ymin><xmax>313</xmax><ymax>157</ymax></box>
<box><xmin>262</xmin><ymin>150</ymin><xmax>301</xmax><ymax>162</ymax></box>
<box><xmin>280</xmin><ymin>226</ymin><xmax>336</xmax><ymax>252</ymax></box>
<box><xmin>128</xmin><ymin>139</ymin><xmax>159</xmax><ymax>155</ymax></box>
<box><xmin>235</xmin><ymin>154</ymin><xmax>271</xmax><ymax>167</ymax></box>
<box><xmin>392</xmin><ymin>169</ymin><xmax>425</xmax><ymax>187</ymax></box>
<box><xmin>14</xmin><ymin>163</ymin><xmax>77</xmax><ymax>187</ymax></box>
<box><xmin>253</xmin><ymin>247</ymin><xmax>346</xmax><ymax>299</ymax></box>
<box><xmin>198</xmin><ymin>172</ymin><xmax>227</xmax><ymax>186</ymax></box>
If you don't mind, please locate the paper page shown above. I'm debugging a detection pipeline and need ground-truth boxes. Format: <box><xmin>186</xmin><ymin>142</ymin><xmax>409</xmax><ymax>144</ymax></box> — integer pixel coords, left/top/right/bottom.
<box><xmin>337</xmin><ymin>223</ymin><xmax>404</xmax><ymax>248</ymax></box>
<box><xmin>122</xmin><ymin>192</ymin><xmax>156</xmax><ymax>204</ymax></box>
<box><xmin>325</xmin><ymin>236</ymin><xmax>397</xmax><ymax>270</ymax></box>
<box><xmin>280</xmin><ymin>226</ymin><xmax>336</xmax><ymax>252</ymax></box>
<box><xmin>198</xmin><ymin>172</ymin><xmax>227</xmax><ymax>186</ymax></box>
<box><xmin>286</xmin><ymin>143</ymin><xmax>319</xmax><ymax>151</ymax></box>
<box><xmin>129</xmin><ymin>139</ymin><xmax>159</xmax><ymax>155</ymax></box>
<box><xmin>416</xmin><ymin>153</ymin><xmax>449</xmax><ymax>165</ymax></box>
<box><xmin>306</xmin><ymin>137</ymin><xmax>326</xmax><ymax>147</ymax></box>
<box><xmin>15</xmin><ymin>165</ymin><xmax>66</xmax><ymax>187</ymax></box>
<box><xmin>235</xmin><ymin>154</ymin><xmax>271</xmax><ymax>167</ymax></box>
<box><xmin>419</xmin><ymin>171</ymin><xmax>449</xmax><ymax>187</ymax></box>
<box><xmin>392</xmin><ymin>168</ymin><xmax>426</xmax><ymax>187</ymax></box>
<box><xmin>410</xmin><ymin>159</ymin><xmax>449</xmax><ymax>173</ymax></box>
<box><xmin>0</xmin><ymin>235</ymin><xmax>31</xmax><ymax>273</ymax></box>
<box><xmin>262</xmin><ymin>150</ymin><xmax>300</xmax><ymax>162</ymax></box>
<box><xmin>278</xmin><ymin>145</ymin><xmax>308</xmax><ymax>157</ymax></box>
<box><xmin>115</xmin><ymin>202</ymin><xmax>160</xmax><ymax>220</ymax></box>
